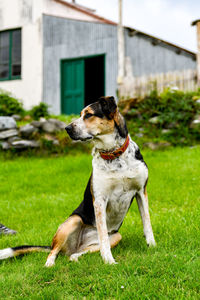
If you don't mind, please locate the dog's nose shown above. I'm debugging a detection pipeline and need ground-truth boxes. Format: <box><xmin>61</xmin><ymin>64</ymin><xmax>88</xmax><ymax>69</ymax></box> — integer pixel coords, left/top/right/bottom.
<box><xmin>65</xmin><ymin>124</ymin><xmax>73</xmax><ymax>134</ymax></box>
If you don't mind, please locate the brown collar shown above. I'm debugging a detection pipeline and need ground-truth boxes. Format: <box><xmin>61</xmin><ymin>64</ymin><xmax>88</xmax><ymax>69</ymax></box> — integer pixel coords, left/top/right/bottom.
<box><xmin>99</xmin><ymin>135</ymin><xmax>130</xmax><ymax>160</ymax></box>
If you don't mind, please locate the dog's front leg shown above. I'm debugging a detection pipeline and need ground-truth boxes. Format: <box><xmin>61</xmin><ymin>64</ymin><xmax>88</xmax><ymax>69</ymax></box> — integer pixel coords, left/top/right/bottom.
<box><xmin>136</xmin><ymin>189</ymin><xmax>156</xmax><ymax>247</ymax></box>
<box><xmin>94</xmin><ymin>198</ymin><xmax>116</xmax><ymax>264</ymax></box>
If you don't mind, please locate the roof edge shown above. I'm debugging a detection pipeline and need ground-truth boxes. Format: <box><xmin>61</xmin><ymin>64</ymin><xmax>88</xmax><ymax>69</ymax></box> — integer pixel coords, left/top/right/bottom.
<box><xmin>53</xmin><ymin>0</ymin><xmax>117</xmax><ymax>25</ymax></box>
<box><xmin>126</xmin><ymin>27</ymin><xmax>196</xmax><ymax>56</ymax></box>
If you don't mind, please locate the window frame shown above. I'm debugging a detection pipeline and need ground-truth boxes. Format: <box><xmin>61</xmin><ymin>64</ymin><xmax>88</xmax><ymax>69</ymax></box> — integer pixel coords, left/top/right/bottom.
<box><xmin>0</xmin><ymin>28</ymin><xmax>22</xmax><ymax>81</ymax></box>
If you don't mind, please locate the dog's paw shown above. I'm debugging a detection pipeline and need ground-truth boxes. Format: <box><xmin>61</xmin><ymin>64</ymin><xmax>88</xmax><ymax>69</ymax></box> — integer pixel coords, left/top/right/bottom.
<box><xmin>104</xmin><ymin>258</ymin><xmax>117</xmax><ymax>265</ymax></box>
<box><xmin>102</xmin><ymin>254</ymin><xmax>117</xmax><ymax>265</ymax></box>
<box><xmin>148</xmin><ymin>241</ymin><xmax>156</xmax><ymax>247</ymax></box>
<box><xmin>70</xmin><ymin>253</ymin><xmax>83</xmax><ymax>262</ymax></box>
<box><xmin>45</xmin><ymin>256</ymin><xmax>55</xmax><ymax>267</ymax></box>
<box><xmin>147</xmin><ymin>237</ymin><xmax>156</xmax><ymax>247</ymax></box>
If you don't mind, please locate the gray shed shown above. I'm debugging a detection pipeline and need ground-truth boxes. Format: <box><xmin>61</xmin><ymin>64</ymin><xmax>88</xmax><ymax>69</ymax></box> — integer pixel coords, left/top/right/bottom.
<box><xmin>43</xmin><ymin>15</ymin><xmax>196</xmax><ymax>114</ymax></box>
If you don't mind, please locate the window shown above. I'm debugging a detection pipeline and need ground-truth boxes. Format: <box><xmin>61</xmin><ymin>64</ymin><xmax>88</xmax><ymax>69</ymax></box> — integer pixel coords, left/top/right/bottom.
<box><xmin>0</xmin><ymin>29</ymin><xmax>21</xmax><ymax>80</ymax></box>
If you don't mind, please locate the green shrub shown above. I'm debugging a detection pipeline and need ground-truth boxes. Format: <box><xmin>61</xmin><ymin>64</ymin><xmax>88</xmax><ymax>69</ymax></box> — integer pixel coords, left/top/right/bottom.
<box><xmin>0</xmin><ymin>91</ymin><xmax>24</xmax><ymax>116</ymax></box>
<box><xmin>30</xmin><ymin>102</ymin><xmax>49</xmax><ymax>120</ymax></box>
<box><xmin>120</xmin><ymin>88</ymin><xmax>200</xmax><ymax>147</ymax></box>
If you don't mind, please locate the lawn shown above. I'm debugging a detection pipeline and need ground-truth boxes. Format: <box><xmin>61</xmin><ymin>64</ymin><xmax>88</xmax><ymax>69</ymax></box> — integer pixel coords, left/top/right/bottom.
<box><xmin>0</xmin><ymin>147</ymin><xmax>199</xmax><ymax>299</ymax></box>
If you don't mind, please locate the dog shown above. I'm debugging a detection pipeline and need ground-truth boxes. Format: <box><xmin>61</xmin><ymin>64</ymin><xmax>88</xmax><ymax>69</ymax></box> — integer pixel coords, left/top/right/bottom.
<box><xmin>0</xmin><ymin>96</ymin><xmax>156</xmax><ymax>266</ymax></box>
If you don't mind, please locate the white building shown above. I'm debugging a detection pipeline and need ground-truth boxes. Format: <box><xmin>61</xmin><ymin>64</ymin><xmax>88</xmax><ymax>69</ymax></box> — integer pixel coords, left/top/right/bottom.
<box><xmin>0</xmin><ymin>0</ymin><xmax>196</xmax><ymax>114</ymax></box>
<box><xmin>0</xmin><ymin>0</ymin><xmax>114</xmax><ymax>111</ymax></box>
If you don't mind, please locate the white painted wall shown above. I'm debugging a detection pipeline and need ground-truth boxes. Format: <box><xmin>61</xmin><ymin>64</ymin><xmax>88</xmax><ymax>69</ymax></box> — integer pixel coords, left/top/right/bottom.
<box><xmin>0</xmin><ymin>0</ymin><xmax>104</xmax><ymax>110</ymax></box>
<box><xmin>0</xmin><ymin>0</ymin><xmax>43</xmax><ymax>109</ymax></box>
<box><xmin>42</xmin><ymin>0</ymin><xmax>101</xmax><ymax>22</ymax></box>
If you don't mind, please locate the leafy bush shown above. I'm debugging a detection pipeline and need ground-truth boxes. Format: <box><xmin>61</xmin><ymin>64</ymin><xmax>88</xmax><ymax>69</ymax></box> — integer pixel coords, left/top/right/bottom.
<box><xmin>0</xmin><ymin>91</ymin><xmax>24</xmax><ymax>116</ymax></box>
<box><xmin>30</xmin><ymin>102</ymin><xmax>49</xmax><ymax>120</ymax></box>
<box><xmin>119</xmin><ymin>88</ymin><xmax>200</xmax><ymax>146</ymax></box>
<box><xmin>139</xmin><ymin>89</ymin><xmax>198</xmax><ymax>126</ymax></box>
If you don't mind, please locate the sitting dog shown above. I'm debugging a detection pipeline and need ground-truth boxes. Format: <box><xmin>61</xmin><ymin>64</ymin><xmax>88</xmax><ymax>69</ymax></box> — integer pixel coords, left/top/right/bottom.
<box><xmin>0</xmin><ymin>97</ymin><xmax>156</xmax><ymax>266</ymax></box>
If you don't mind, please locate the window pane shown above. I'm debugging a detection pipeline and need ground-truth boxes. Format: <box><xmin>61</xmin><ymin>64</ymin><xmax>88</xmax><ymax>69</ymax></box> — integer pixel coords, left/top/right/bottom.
<box><xmin>12</xmin><ymin>64</ymin><xmax>21</xmax><ymax>76</ymax></box>
<box><xmin>0</xmin><ymin>63</ymin><xmax>9</xmax><ymax>79</ymax></box>
<box><xmin>0</xmin><ymin>32</ymin><xmax>9</xmax><ymax>78</ymax></box>
<box><xmin>0</xmin><ymin>47</ymin><xmax>9</xmax><ymax>62</ymax></box>
<box><xmin>12</xmin><ymin>30</ymin><xmax>21</xmax><ymax>66</ymax></box>
<box><xmin>0</xmin><ymin>32</ymin><xmax>9</xmax><ymax>48</ymax></box>
<box><xmin>0</xmin><ymin>29</ymin><xmax>22</xmax><ymax>79</ymax></box>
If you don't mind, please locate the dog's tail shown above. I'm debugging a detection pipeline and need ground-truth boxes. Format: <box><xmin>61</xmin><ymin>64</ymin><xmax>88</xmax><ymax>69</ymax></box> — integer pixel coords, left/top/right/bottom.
<box><xmin>0</xmin><ymin>245</ymin><xmax>51</xmax><ymax>260</ymax></box>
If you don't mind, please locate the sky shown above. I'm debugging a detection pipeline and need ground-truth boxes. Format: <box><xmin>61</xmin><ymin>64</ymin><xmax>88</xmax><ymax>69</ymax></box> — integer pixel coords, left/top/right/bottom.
<box><xmin>76</xmin><ymin>0</ymin><xmax>200</xmax><ymax>52</ymax></box>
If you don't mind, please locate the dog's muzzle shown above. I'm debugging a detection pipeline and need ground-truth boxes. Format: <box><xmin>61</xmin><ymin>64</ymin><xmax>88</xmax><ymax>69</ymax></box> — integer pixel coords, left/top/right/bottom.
<box><xmin>65</xmin><ymin>124</ymin><xmax>73</xmax><ymax>135</ymax></box>
<box><xmin>65</xmin><ymin>124</ymin><xmax>93</xmax><ymax>141</ymax></box>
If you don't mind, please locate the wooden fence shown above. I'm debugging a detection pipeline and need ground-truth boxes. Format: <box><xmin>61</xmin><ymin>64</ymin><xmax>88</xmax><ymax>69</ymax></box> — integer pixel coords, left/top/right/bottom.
<box><xmin>119</xmin><ymin>69</ymin><xmax>198</xmax><ymax>98</ymax></box>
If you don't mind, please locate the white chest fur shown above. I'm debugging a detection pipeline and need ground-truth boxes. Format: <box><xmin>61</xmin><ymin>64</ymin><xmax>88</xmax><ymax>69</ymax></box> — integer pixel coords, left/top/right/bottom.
<box><xmin>92</xmin><ymin>140</ymin><xmax>148</xmax><ymax>232</ymax></box>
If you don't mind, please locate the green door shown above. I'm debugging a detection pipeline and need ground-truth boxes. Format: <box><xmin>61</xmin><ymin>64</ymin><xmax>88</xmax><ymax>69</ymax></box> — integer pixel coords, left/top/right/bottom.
<box><xmin>61</xmin><ymin>59</ymin><xmax>84</xmax><ymax>114</ymax></box>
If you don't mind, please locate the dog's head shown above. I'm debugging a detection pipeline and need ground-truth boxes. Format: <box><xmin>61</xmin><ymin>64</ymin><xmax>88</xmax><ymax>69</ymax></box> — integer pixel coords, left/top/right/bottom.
<box><xmin>65</xmin><ymin>96</ymin><xmax>128</xmax><ymax>141</ymax></box>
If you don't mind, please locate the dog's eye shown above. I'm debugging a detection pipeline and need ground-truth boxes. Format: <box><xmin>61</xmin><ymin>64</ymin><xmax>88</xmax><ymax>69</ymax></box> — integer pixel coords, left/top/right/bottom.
<box><xmin>84</xmin><ymin>113</ymin><xmax>93</xmax><ymax>119</ymax></box>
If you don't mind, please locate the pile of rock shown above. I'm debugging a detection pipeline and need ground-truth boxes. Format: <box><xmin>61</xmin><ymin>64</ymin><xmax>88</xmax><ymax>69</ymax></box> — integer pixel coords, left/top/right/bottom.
<box><xmin>0</xmin><ymin>116</ymin><xmax>66</xmax><ymax>150</ymax></box>
<box><xmin>190</xmin><ymin>114</ymin><xmax>200</xmax><ymax>129</ymax></box>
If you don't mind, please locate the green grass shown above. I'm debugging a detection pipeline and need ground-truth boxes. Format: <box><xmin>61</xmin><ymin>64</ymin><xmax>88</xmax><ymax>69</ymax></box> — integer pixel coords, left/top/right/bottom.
<box><xmin>0</xmin><ymin>147</ymin><xmax>200</xmax><ymax>299</ymax></box>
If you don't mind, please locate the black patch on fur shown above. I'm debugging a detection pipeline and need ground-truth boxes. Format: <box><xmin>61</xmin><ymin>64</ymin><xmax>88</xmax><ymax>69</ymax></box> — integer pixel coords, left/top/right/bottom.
<box><xmin>135</xmin><ymin>148</ymin><xmax>144</xmax><ymax>161</ymax></box>
<box><xmin>98</xmin><ymin>96</ymin><xmax>117</xmax><ymax>119</ymax></box>
<box><xmin>71</xmin><ymin>175</ymin><xmax>95</xmax><ymax>225</ymax></box>
<box><xmin>84</xmin><ymin>113</ymin><xmax>93</xmax><ymax>119</ymax></box>
<box><xmin>114</xmin><ymin>119</ymin><xmax>128</xmax><ymax>138</ymax></box>
<box><xmin>89</xmin><ymin>102</ymin><xmax>104</xmax><ymax>118</ymax></box>
<box><xmin>135</xmin><ymin>148</ymin><xmax>148</xmax><ymax>168</ymax></box>
<box><xmin>144</xmin><ymin>177</ymin><xmax>148</xmax><ymax>192</ymax></box>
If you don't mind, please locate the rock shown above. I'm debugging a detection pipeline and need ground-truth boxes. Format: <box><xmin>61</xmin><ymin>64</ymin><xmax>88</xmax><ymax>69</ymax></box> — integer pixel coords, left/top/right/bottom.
<box><xmin>12</xmin><ymin>114</ymin><xmax>21</xmax><ymax>121</ymax></box>
<box><xmin>143</xmin><ymin>141</ymin><xmax>171</xmax><ymax>150</ymax></box>
<box><xmin>135</xmin><ymin>133</ymin><xmax>143</xmax><ymax>138</ymax></box>
<box><xmin>48</xmin><ymin>118</ymin><xmax>66</xmax><ymax>130</ymax></box>
<box><xmin>0</xmin><ymin>117</ymin><xmax>17</xmax><ymax>131</ymax></box>
<box><xmin>149</xmin><ymin>116</ymin><xmax>160</xmax><ymax>124</ymax></box>
<box><xmin>190</xmin><ymin>119</ymin><xmax>200</xmax><ymax>129</ymax></box>
<box><xmin>20</xmin><ymin>124</ymin><xmax>38</xmax><ymax>138</ymax></box>
<box><xmin>0</xmin><ymin>141</ymin><xmax>11</xmax><ymax>150</ymax></box>
<box><xmin>43</xmin><ymin>134</ymin><xmax>60</xmax><ymax>145</ymax></box>
<box><xmin>143</xmin><ymin>142</ymin><xmax>158</xmax><ymax>150</ymax></box>
<box><xmin>31</xmin><ymin>120</ymin><xmax>43</xmax><ymax>128</ymax></box>
<box><xmin>161</xmin><ymin>129</ymin><xmax>171</xmax><ymax>134</ymax></box>
<box><xmin>42</xmin><ymin>121</ymin><xmax>57</xmax><ymax>133</ymax></box>
<box><xmin>190</xmin><ymin>115</ymin><xmax>200</xmax><ymax>128</ymax></box>
<box><xmin>8</xmin><ymin>136</ymin><xmax>20</xmax><ymax>143</ymax></box>
<box><xmin>52</xmin><ymin>139</ymin><xmax>60</xmax><ymax>145</ymax></box>
<box><xmin>11</xmin><ymin>140</ymin><xmax>40</xmax><ymax>149</ymax></box>
<box><xmin>39</xmin><ymin>117</ymin><xmax>46</xmax><ymax>122</ymax></box>
<box><xmin>139</xmin><ymin>128</ymin><xmax>144</xmax><ymax>132</ymax></box>
<box><xmin>0</xmin><ymin>129</ymin><xmax>18</xmax><ymax>139</ymax></box>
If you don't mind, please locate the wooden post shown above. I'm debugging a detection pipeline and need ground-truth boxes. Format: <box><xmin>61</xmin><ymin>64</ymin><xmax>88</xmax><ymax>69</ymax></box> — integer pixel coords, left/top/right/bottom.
<box><xmin>117</xmin><ymin>0</ymin><xmax>125</xmax><ymax>85</ymax></box>
<box><xmin>192</xmin><ymin>20</ymin><xmax>200</xmax><ymax>86</ymax></box>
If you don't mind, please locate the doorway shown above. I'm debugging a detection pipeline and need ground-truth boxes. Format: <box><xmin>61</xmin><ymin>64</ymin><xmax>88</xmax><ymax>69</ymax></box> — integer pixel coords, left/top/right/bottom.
<box><xmin>61</xmin><ymin>54</ymin><xmax>105</xmax><ymax>114</ymax></box>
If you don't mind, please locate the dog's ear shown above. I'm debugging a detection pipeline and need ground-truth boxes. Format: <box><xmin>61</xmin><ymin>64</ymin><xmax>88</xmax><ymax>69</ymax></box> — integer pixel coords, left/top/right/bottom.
<box><xmin>114</xmin><ymin>112</ymin><xmax>128</xmax><ymax>138</ymax></box>
<box><xmin>98</xmin><ymin>96</ymin><xmax>117</xmax><ymax>119</ymax></box>
<box><xmin>98</xmin><ymin>96</ymin><xmax>128</xmax><ymax>138</ymax></box>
